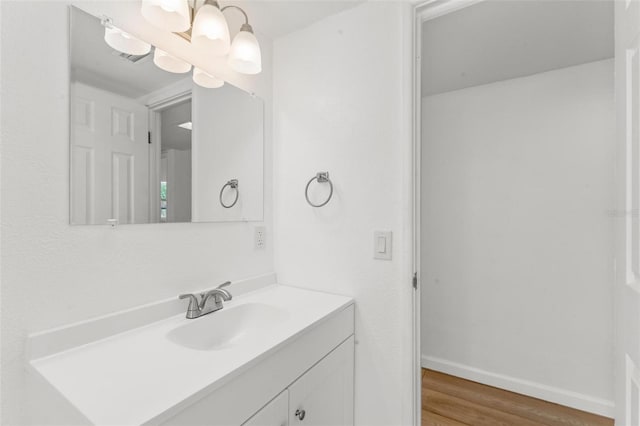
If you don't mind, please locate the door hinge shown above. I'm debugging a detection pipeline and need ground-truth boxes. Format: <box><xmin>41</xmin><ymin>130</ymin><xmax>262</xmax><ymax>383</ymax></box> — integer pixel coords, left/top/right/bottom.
<box><xmin>412</xmin><ymin>272</ymin><xmax>417</xmax><ymax>289</ymax></box>
<box><xmin>148</xmin><ymin>131</ymin><xmax>152</xmax><ymax>144</ymax></box>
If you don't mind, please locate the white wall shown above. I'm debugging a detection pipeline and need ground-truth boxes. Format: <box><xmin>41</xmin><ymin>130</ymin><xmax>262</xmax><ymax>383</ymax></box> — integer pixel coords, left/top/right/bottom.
<box><xmin>273</xmin><ymin>2</ymin><xmax>414</xmax><ymax>425</ymax></box>
<box><xmin>192</xmin><ymin>84</ymin><xmax>264</xmax><ymax>222</ymax></box>
<box><xmin>421</xmin><ymin>59</ymin><xmax>615</xmax><ymax>415</ymax></box>
<box><xmin>164</xmin><ymin>149</ymin><xmax>192</xmax><ymax>223</ymax></box>
<box><xmin>0</xmin><ymin>2</ymin><xmax>273</xmax><ymax>424</ymax></box>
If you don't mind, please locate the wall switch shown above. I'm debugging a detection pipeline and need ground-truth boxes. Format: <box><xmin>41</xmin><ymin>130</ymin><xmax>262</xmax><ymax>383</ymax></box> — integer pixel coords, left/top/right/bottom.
<box><xmin>255</xmin><ymin>226</ymin><xmax>266</xmax><ymax>249</ymax></box>
<box><xmin>374</xmin><ymin>231</ymin><xmax>392</xmax><ymax>260</ymax></box>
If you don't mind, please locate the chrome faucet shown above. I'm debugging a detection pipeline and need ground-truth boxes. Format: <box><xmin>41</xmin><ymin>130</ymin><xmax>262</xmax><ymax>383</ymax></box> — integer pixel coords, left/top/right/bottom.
<box><xmin>179</xmin><ymin>281</ymin><xmax>232</xmax><ymax>319</ymax></box>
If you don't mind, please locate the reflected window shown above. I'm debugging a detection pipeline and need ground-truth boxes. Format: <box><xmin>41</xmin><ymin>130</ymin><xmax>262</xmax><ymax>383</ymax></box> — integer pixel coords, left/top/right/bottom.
<box><xmin>160</xmin><ymin>181</ymin><xmax>167</xmax><ymax>221</ymax></box>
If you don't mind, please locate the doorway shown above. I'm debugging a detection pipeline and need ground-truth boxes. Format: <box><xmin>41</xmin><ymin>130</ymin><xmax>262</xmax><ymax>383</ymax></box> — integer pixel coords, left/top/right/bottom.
<box><xmin>148</xmin><ymin>94</ymin><xmax>192</xmax><ymax>223</ymax></box>
<box><xmin>413</xmin><ymin>1</ymin><xmax>615</xmax><ymax>424</ymax></box>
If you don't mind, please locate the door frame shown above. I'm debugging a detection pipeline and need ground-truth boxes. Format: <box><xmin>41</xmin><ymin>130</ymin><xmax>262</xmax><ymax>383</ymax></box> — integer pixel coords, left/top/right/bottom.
<box><xmin>410</xmin><ymin>1</ymin><xmax>485</xmax><ymax>424</ymax></box>
<box><xmin>147</xmin><ymin>90</ymin><xmax>192</xmax><ymax>223</ymax></box>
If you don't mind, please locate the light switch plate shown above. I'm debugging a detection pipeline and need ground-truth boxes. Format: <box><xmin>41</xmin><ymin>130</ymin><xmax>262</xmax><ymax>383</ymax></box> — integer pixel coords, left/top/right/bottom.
<box><xmin>374</xmin><ymin>231</ymin><xmax>392</xmax><ymax>260</ymax></box>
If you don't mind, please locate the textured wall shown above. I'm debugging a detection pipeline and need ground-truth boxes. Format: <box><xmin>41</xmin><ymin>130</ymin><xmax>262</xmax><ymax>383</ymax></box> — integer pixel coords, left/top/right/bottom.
<box><xmin>273</xmin><ymin>2</ymin><xmax>415</xmax><ymax>425</ymax></box>
<box><xmin>421</xmin><ymin>60</ymin><xmax>615</xmax><ymax>415</ymax></box>
<box><xmin>0</xmin><ymin>2</ymin><xmax>274</xmax><ymax>424</ymax></box>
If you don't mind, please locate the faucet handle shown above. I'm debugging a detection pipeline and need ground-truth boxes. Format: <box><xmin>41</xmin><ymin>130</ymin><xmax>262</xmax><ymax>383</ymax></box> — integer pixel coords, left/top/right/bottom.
<box><xmin>217</xmin><ymin>281</ymin><xmax>232</xmax><ymax>289</ymax></box>
<box><xmin>179</xmin><ymin>293</ymin><xmax>200</xmax><ymax>310</ymax></box>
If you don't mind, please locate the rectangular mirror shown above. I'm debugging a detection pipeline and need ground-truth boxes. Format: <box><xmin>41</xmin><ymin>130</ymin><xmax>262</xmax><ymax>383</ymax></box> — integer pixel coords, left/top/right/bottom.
<box><xmin>69</xmin><ymin>7</ymin><xmax>264</xmax><ymax>225</ymax></box>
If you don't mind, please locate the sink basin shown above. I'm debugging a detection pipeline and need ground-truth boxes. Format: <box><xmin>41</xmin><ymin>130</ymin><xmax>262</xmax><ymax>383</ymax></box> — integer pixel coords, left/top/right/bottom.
<box><xmin>166</xmin><ymin>302</ymin><xmax>289</xmax><ymax>351</ymax></box>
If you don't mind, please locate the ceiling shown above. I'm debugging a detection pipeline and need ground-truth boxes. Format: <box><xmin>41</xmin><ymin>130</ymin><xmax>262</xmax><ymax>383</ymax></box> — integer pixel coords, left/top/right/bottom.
<box><xmin>226</xmin><ymin>1</ymin><xmax>364</xmax><ymax>39</ymax></box>
<box><xmin>421</xmin><ymin>0</ymin><xmax>614</xmax><ymax>97</ymax></box>
<box><xmin>71</xmin><ymin>8</ymin><xmax>187</xmax><ymax>99</ymax></box>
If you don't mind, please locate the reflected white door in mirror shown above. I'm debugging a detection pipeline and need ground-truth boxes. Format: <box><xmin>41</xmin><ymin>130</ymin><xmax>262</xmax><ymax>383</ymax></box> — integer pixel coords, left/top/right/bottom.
<box><xmin>69</xmin><ymin>7</ymin><xmax>264</xmax><ymax>225</ymax></box>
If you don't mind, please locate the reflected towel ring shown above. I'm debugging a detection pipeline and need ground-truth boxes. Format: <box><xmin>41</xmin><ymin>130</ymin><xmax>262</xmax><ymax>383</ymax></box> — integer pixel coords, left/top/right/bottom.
<box><xmin>305</xmin><ymin>172</ymin><xmax>333</xmax><ymax>208</ymax></box>
<box><xmin>220</xmin><ymin>179</ymin><xmax>239</xmax><ymax>208</ymax></box>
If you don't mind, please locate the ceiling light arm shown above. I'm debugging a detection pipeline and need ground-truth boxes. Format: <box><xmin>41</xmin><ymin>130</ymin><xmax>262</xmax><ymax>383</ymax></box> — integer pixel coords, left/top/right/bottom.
<box><xmin>190</xmin><ymin>0</ymin><xmax>219</xmax><ymax>10</ymax></box>
<box><xmin>201</xmin><ymin>0</ymin><xmax>220</xmax><ymax>9</ymax></box>
<box><xmin>188</xmin><ymin>0</ymin><xmax>220</xmax><ymax>25</ymax></box>
<box><xmin>189</xmin><ymin>0</ymin><xmax>220</xmax><ymax>26</ymax></box>
<box><xmin>220</xmin><ymin>5</ymin><xmax>253</xmax><ymax>32</ymax></box>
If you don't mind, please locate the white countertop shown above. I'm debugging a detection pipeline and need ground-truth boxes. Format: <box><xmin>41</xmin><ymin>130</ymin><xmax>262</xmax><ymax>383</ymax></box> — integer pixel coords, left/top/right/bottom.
<box><xmin>30</xmin><ymin>285</ymin><xmax>353</xmax><ymax>425</ymax></box>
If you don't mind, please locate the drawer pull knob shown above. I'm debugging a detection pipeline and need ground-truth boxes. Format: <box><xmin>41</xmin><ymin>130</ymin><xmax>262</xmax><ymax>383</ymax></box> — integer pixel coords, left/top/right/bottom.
<box><xmin>295</xmin><ymin>409</ymin><xmax>306</xmax><ymax>421</ymax></box>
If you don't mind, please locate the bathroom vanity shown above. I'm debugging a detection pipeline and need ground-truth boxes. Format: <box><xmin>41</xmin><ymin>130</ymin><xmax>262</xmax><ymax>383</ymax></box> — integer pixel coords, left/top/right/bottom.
<box><xmin>27</xmin><ymin>6</ymin><xmax>356</xmax><ymax>425</ymax></box>
<box><xmin>27</xmin><ymin>277</ymin><xmax>354</xmax><ymax>425</ymax></box>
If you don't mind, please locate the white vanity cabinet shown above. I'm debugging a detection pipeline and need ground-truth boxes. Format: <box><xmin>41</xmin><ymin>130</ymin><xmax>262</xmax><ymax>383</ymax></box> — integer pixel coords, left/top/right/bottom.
<box><xmin>28</xmin><ymin>284</ymin><xmax>354</xmax><ymax>426</ymax></box>
<box><xmin>160</xmin><ymin>303</ymin><xmax>355</xmax><ymax>426</ymax></box>
<box><xmin>288</xmin><ymin>337</ymin><xmax>354</xmax><ymax>426</ymax></box>
<box><xmin>242</xmin><ymin>337</ymin><xmax>354</xmax><ymax>426</ymax></box>
<box><xmin>243</xmin><ymin>391</ymin><xmax>289</xmax><ymax>426</ymax></box>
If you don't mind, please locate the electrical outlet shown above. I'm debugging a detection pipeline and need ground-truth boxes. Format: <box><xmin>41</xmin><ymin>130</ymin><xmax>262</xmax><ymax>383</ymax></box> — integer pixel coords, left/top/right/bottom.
<box><xmin>255</xmin><ymin>226</ymin><xmax>266</xmax><ymax>249</ymax></box>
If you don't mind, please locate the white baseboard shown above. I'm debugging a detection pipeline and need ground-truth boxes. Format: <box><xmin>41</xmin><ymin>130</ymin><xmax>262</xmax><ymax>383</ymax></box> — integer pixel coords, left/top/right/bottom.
<box><xmin>421</xmin><ymin>355</ymin><xmax>615</xmax><ymax>418</ymax></box>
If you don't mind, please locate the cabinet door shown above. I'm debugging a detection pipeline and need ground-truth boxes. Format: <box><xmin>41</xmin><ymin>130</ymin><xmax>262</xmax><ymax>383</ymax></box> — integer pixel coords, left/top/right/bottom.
<box><xmin>288</xmin><ymin>337</ymin><xmax>354</xmax><ymax>426</ymax></box>
<box><xmin>243</xmin><ymin>390</ymin><xmax>289</xmax><ymax>426</ymax></box>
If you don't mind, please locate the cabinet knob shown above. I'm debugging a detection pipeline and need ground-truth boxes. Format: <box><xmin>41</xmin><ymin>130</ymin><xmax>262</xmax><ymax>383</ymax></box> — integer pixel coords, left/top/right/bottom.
<box><xmin>295</xmin><ymin>409</ymin><xmax>306</xmax><ymax>421</ymax></box>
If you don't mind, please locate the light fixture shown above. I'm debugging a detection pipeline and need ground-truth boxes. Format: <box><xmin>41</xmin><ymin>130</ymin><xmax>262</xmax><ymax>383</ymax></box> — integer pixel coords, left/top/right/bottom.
<box><xmin>178</xmin><ymin>121</ymin><xmax>193</xmax><ymax>130</ymax></box>
<box><xmin>153</xmin><ymin>48</ymin><xmax>192</xmax><ymax>73</ymax></box>
<box><xmin>102</xmin><ymin>1</ymin><xmax>262</xmax><ymax>90</ymax></box>
<box><xmin>193</xmin><ymin>67</ymin><xmax>224</xmax><ymax>89</ymax></box>
<box><xmin>228</xmin><ymin>22</ymin><xmax>261</xmax><ymax>75</ymax></box>
<box><xmin>102</xmin><ymin>18</ymin><xmax>151</xmax><ymax>56</ymax></box>
<box><xmin>191</xmin><ymin>0</ymin><xmax>230</xmax><ymax>56</ymax></box>
<box><xmin>139</xmin><ymin>0</ymin><xmax>262</xmax><ymax>77</ymax></box>
<box><xmin>141</xmin><ymin>0</ymin><xmax>191</xmax><ymax>33</ymax></box>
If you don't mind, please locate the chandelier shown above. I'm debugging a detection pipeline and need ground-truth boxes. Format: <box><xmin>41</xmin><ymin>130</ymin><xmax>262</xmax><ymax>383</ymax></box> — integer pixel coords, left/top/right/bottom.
<box><xmin>102</xmin><ymin>0</ymin><xmax>262</xmax><ymax>89</ymax></box>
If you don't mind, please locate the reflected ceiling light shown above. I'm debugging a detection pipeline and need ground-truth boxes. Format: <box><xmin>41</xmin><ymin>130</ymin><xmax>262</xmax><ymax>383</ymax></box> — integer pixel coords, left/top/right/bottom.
<box><xmin>153</xmin><ymin>48</ymin><xmax>192</xmax><ymax>73</ymax></box>
<box><xmin>138</xmin><ymin>0</ymin><xmax>262</xmax><ymax>77</ymax></box>
<box><xmin>102</xmin><ymin>18</ymin><xmax>151</xmax><ymax>56</ymax></box>
<box><xmin>191</xmin><ymin>0</ymin><xmax>230</xmax><ymax>56</ymax></box>
<box><xmin>193</xmin><ymin>67</ymin><xmax>224</xmax><ymax>89</ymax></box>
<box><xmin>141</xmin><ymin>0</ymin><xmax>191</xmax><ymax>33</ymax></box>
<box><xmin>178</xmin><ymin>121</ymin><xmax>193</xmax><ymax>130</ymax></box>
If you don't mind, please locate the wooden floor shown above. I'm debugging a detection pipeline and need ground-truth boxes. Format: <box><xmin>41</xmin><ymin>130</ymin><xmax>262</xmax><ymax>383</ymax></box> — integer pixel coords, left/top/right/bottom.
<box><xmin>421</xmin><ymin>369</ymin><xmax>614</xmax><ymax>426</ymax></box>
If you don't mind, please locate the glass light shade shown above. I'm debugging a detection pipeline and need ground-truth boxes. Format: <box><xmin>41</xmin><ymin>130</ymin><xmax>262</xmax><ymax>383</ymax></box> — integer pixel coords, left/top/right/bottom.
<box><xmin>193</xmin><ymin>68</ymin><xmax>224</xmax><ymax>89</ymax></box>
<box><xmin>191</xmin><ymin>4</ymin><xmax>230</xmax><ymax>56</ymax></box>
<box><xmin>104</xmin><ymin>27</ymin><xmax>151</xmax><ymax>56</ymax></box>
<box><xmin>141</xmin><ymin>0</ymin><xmax>191</xmax><ymax>33</ymax></box>
<box><xmin>228</xmin><ymin>30</ymin><xmax>262</xmax><ymax>75</ymax></box>
<box><xmin>153</xmin><ymin>48</ymin><xmax>191</xmax><ymax>73</ymax></box>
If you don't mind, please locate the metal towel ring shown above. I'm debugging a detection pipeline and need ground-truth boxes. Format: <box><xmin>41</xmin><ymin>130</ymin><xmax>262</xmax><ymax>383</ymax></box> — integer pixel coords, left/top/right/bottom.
<box><xmin>219</xmin><ymin>179</ymin><xmax>239</xmax><ymax>209</ymax></box>
<box><xmin>305</xmin><ymin>172</ymin><xmax>333</xmax><ymax>208</ymax></box>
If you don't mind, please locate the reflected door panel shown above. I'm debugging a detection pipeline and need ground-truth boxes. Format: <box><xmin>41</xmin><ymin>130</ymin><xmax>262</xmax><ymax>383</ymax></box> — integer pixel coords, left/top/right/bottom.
<box><xmin>71</xmin><ymin>83</ymin><xmax>149</xmax><ymax>225</ymax></box>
